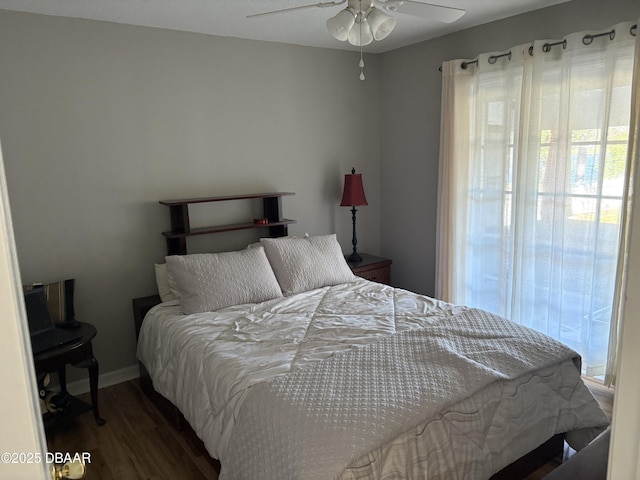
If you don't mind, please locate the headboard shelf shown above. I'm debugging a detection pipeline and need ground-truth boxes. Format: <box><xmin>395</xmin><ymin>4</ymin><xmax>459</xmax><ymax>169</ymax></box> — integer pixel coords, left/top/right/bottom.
<box><xmin>159</xmin><ymin>192</ymin><xmax>294</xmax><ymax>206</ymax></box>
<box><xmin>160</xmin><ymin>192</ymin><xmax>295</xmax><ymax>255</ymax></box>
<box><xmin>162</xmin><ymin>219</ymin><xmax>296</xmax><ymax>239</ymax></box>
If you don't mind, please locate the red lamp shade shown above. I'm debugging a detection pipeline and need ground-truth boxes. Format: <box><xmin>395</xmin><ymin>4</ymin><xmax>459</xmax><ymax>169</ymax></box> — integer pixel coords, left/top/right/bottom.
<box><xmin>340</xmin><ymin>169</ymin><xmax>368</xmax><ymax>207</ymax></box>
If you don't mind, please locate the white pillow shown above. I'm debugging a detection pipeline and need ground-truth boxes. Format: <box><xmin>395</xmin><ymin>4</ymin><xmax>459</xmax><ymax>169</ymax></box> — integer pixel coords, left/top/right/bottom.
<box><xmin>260</xmin><ymin>234</ymin><xmax>356</xmax><ymax>296</ymax></box>
<box><xmin>165</xmin><ymin>246</ymin><xmax>283</xmax><ymax>314</ymax></box>
<box><xmin>154</xmin><ymin>263</ymin><xmax>180</xmax><ymax>303</ymax></box>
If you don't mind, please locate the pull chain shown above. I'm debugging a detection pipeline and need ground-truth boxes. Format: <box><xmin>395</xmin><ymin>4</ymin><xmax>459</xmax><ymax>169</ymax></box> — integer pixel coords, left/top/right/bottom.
<box><xmin>359</xmin><ymin>0</ymin><xmax>365</xmax><ymax>80</ymax></box>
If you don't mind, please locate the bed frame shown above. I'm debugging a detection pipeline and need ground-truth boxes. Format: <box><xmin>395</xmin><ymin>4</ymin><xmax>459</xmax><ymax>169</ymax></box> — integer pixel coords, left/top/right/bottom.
<box><xmin>132</xmin><ymin>293</ymin><xmax>564</xmax><ymax>479</ymax></box>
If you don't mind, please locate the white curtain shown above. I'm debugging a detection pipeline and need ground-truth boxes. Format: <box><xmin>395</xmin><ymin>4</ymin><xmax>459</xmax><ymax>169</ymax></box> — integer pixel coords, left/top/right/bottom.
<box><xmin>437</xmin><ymin>21</ymin><xmax>638</xmax><ymax>380</ymax></box>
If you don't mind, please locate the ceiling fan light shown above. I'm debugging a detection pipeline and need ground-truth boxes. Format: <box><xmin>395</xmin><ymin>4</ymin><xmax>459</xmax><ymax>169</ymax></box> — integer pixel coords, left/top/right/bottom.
<box><xmin>326</xmin><ymin>9</ymin><xmax>356</xmax><ymax>42</ymax></box>
<box><xmin>367</xmin><ymin>8</ymin><xmax>396</xmax><ymax>41</ymax></box>
<box><xmin>348</xmin><ymin>20</ymin><xmax>373</xmax><ymax>46</ymax></box>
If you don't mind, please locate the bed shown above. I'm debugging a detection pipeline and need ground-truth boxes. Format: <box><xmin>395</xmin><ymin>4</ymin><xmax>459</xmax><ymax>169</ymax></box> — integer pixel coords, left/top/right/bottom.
<box><xmin>133</xmin><ymin>233</ymin><xmax>609</xmax><ymax>479</ymax></box>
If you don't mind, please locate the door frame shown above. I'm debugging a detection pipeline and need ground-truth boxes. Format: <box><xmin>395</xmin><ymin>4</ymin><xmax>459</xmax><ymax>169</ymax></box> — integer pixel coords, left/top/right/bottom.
<box><xmin>0</xmin><ymin>141</ymin><xmax>48</xmax><ymax>479</ymax></box>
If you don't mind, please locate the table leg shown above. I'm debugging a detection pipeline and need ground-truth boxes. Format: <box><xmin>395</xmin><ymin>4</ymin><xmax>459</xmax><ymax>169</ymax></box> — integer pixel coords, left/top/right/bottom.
<box><xmin>76</xmin><ymin>356</ymin><xmax>105</xmax><ymax>426</ymax></box>
<box><xmin>58</xmin><ymin>366</ymin><xmax>67</xmax><ymax>394</ymax></box>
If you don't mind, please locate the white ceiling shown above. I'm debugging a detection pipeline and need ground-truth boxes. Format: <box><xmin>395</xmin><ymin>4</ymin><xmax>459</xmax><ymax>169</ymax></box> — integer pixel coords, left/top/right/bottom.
<box><xmin>0</xmin><ymin>0</ymin><xmax>571</xmax><ymax>53</ymax></box>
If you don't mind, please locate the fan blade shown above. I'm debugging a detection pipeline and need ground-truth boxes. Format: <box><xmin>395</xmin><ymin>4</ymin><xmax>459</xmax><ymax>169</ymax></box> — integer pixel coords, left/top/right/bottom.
<box><xmin>247</xmin><ymin>0</ymin><xmax>346</xmax><ymax>18</ymax></box>
<box><xmin>378</xmin><ymin>0</ymin><xmax>465</xmax><ymax>23</ymax></box>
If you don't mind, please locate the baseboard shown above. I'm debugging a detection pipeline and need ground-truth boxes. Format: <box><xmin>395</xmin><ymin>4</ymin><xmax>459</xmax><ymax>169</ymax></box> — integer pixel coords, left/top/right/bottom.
<box><xmin>66</xmin><ymin>364</ymin><xmax>139</xmax><ymax>396</ymax></box>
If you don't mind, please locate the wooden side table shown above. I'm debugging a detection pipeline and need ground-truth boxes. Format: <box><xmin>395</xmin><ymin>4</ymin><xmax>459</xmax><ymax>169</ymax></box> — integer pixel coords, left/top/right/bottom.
<box><xmin>32</xmin><ymin>322</ymin><xmax>105</xmax><ymax>427</ymax></box>
<box><xmin>347</xmin><ymin>253</ymin><xmax>392</xmax><ymax>285</ymax></box>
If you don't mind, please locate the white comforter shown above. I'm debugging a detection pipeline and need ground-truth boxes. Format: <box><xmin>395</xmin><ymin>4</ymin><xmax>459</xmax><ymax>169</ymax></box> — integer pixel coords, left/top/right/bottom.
<box><xmin>137</xmin><ymin>279</ymin><xmax>608</xmax><ymax>479</ymax></box>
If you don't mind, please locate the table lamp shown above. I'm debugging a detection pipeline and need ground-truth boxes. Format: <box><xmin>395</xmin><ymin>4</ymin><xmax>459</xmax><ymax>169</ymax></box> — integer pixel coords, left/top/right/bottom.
<box><xmin>340</xmin><ymin>167</ymin><xmax>368</xmax><ymax>263</ymax></box>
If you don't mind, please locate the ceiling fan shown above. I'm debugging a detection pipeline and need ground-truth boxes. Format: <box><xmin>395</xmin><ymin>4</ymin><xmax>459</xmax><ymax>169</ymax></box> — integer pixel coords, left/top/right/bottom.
<box><xmin>247</xmin><ymin>0</ymin><xmax>466</xmax><ymax>47</ymax></box>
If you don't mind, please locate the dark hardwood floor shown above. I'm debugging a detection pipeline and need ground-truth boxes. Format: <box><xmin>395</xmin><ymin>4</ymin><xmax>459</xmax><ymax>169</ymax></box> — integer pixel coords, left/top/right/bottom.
<box><xmin>45</xmin><ymin>377</ymin><xmax>613</xmax><ymax>479</ymax></box>
<box><xmin>46</xmin><ymin>380</ymin><xmax>219</xmax><ymax>479</ymax></box>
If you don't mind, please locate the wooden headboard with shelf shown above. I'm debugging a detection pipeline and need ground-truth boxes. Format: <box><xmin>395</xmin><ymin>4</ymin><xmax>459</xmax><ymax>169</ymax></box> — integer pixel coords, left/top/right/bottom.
<box><xmin>160</xmin><ymin>192</ymin><xmax>296</xmax><ymax>255</ymax></box>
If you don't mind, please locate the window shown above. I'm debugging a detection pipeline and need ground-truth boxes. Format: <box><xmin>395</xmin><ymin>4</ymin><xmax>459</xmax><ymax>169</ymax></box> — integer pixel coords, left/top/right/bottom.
<box><xmin>438</xmin><ymin>24</ymin><xmax>636</xmax><ymax>378</ymax></box>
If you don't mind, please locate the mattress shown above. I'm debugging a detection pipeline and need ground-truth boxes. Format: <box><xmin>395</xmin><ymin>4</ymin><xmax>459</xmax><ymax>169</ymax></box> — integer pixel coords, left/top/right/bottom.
<box><xmin>137</xmin><ymin>278</ymin><xmax>609</xmax><ymax>479</ymax></box>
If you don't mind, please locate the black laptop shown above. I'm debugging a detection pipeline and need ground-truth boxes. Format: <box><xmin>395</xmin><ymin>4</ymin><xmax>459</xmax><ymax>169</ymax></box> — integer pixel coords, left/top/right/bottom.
<box><xmin>25</xmin><ymin>288</ymin><xmax>82</xmax><ymax>354</ymax></box>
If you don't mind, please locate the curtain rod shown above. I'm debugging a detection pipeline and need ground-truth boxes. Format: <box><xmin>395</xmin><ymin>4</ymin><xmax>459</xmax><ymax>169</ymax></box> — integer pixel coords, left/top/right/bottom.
<box><xmin>462</xmin><ymin>50</ymin><xmax>512</xmax><ymax>69</ymax></box>
<box><xmin>582</xmin><ymin>29</ymin><xmax>615</xmax><ymax>45</ymax></box>
<box><xmin>439</xmin><ymin>24</ymin><xmax>638</xmax><ymax>72</ymax></box>
<box><xmin>542</xmin><ymin>39</ymin><xmax>567</xmax><ymax>52</ymax></box>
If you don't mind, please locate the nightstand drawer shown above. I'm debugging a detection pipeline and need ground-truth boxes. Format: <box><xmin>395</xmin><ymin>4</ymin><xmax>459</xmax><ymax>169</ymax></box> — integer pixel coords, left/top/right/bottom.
<box><xmin>348</xmin><ymin>254</ymin><xmax>392</xmax><ymax>285</ymax></box>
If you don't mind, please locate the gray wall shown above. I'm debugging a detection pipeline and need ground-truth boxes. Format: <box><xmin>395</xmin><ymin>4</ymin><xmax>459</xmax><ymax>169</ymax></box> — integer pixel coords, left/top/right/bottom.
<box><xmin>0</xmin><ymin>10</ymin><xmax>382</xmax><ymax>377</ymax></box>
<box><xmin>379</xmin><ymin>0</ymin><xmax>640</xmax><ymax>296</ymax></box>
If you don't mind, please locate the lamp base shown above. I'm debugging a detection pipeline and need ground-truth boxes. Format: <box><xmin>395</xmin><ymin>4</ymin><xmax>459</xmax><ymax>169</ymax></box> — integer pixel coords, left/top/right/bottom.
<box><xmin>346</xmin><ymin>252</ymin><xmax>363</xmax><ymax>264</ymax></box>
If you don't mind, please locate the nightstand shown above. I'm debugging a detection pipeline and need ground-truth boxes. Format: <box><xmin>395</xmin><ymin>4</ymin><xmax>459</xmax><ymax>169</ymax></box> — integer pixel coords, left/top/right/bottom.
<box><xmin>32</xmin><ymin>322</ymin><xmax>105</xmax><ymax>428</ymax></box>
<box><xmin>347</xmin><ymin>253</ymin><xmax>392</xmax><ymax>285</ymax></box>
